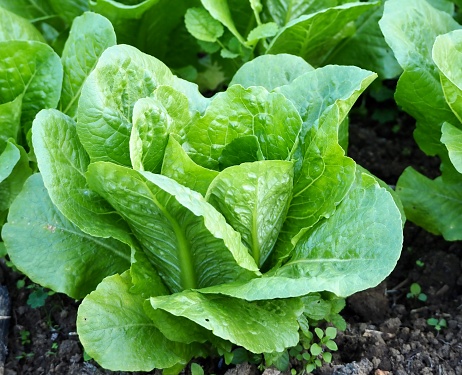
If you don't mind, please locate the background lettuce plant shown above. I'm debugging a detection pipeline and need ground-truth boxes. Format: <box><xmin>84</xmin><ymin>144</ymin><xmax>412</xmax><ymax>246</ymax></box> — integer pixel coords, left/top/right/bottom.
<box><xmin>380</xmin><ymin>0</ymin><xmax>462</xmax><ymax>240</ymax></box>
<box><xmin>1</xmin><ymin>36</ymin><xmax>403</xmax><ymax>372</ymax></box>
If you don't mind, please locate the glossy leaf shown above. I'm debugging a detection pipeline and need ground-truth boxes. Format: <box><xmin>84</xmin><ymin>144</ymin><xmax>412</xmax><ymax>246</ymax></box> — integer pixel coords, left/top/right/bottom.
<box><xmin>0</xmin><ymin>7</ymin><xmax>44</xmax><ymax>42</ymax></box>
<box><xmin>77</xmin><ymin>272</ymin><xmax>195</xmax><ymax>371</ymax></box>
<box><xmin>60</xmin><ymin>12</ymin><xmax>117</xmax><ymax>118</ymax></box>
<box><xmin>206</xmin><ymin>160</ymin><xmax>293</xmax><ymax>267</ymax></box>
<box><xmin>2</xmin><ymin>174</ymin><xmax>130</xmax><ymax>299</ymax></box>
<box><xmin>86</xmin><ymin>162</ymin><xmax>258</xmax><ymax>293</ymax></box>
<box><xmin>0</xmin><ymin>95</ymin><xmax>22</xmax><ymax>152</ymax></box>
<box><xmin>229</xmin><ymin>54</ymin><xmax>314</xmax><ymax>91</ymax></box>
<box><xmin>441</xmin><ymin>122</ymin><xmax>462</xmax><ymax>173</ymax></box>
<box><xmin>185</xmin><ymin>7</ymin><xmax>224</xmax><ymax>42</ymax></box>
<box><xmin>32</xmin><ymin>109</ymin><xmax>134</xmax><ymax>246</ymax></box>
<box><xmin>150</xmin><ymin>290</ymin><xmax>303</xmax><ymax>353</ymax></box>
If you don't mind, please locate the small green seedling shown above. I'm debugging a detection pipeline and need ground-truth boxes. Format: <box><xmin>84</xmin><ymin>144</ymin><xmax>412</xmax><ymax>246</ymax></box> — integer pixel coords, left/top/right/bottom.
<box><xmin>416</xmin><ymin>260</ymin><xmax>425</xmax><ymax>267</ymax></box>
<box><xmin>26</xmin><ymin>285</ymin><xmax>55</xmax><ymax>308</ymax></box>
<box><xmin>46</xmin><ymin>342</ymin><xmax>59</xmax><ymax>356</ymax></box>
<box><xmin>190</xmin><ymin>363</ymin><xmax>205</xmax><ymax>375</ymax></box>
<box><xmin>427</xmin><ymin>318</ymin><xmax>447</xmax><ymax>331</ymax></box>
<box><xmin>15</xmin><ymin>352</ymin><xmax>34</xmax><ymax>361</ymax></box>
<box><xmin>407</xmin><ymin>283</ymin><xmax>427</xmax><ymax>302</ymax></box>
<box><xmin>19</xmin><ymin>330</ymin><xmax>30</xmax><ymax>345</ymax></box>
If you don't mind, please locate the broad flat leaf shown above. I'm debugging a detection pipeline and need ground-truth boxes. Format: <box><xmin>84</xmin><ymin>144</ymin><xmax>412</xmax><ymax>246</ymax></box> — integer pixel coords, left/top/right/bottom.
<box><xmin>441</xmin><ymin>122</ymin><xmax>462</xmax><ymax>173</ymax></box>
<box><xmin>0</xmin><ymin>140</ymin><xmax>32</xmax><ymax>212</ymax></box>
<box><xmin>76</xmin><ymin>44</ymin><xmax>174</xmax><ymax>166</ymax></box>
<box><xmin>201</xmin><ymin>172</ymin><xmax>403</xmax><ymax>299</ymax></box>
<box><xmin>0</xmin><ymin>40</ymin><xmax>62</xmax><ymax>131</ymax></box>
<box><xmin>183</xmin><ymin>85</ymin><xmax>302</xmax><ymax>169</ymax></box>
<box><xmin>229</xmin><ymin>54</ymin><xmax>314</xmax><ymax>91</ymax></box>
<box><xmin>247</xmin><ymin>22</ymin><xmax>279</xmax><ymax>43</ymax></box>
<box><xmin>206</xmin><ymin>160</ymin><xmax>293</xmax><ymax>267</ymax></box>
<box><xmin>0</xmin><ymin>0</ymin><xmax>55</xmax><ymax>20</ymax></box>
<box><xmin>397</xmin><ymin>167</ymin><xmax>462</xmax><ymax>241</ymax></box>
<box><xmin>0</xmin><ymin>95</ymin><xmax>22</xmax><ymax>152</ymax></box>
<box><xmin>218</xmin><ymin>135</ymin><xmax>264</xmax><ymax>169</ymax></box>
<box><xmin>379</xmin><ymin>0</ymin><xmax>461</xmax><ymax>156</ymax></box>
<box><xmin>185</xmin><ymin>7</ymin><xmax>224</xmax><ymax>42</ymax></box>
<box><xmin>86</xmin><ymin>162</ymin><xmax>259</xmax><ymax>293</ymax></box>
<box><xmin>200</xmin><ymin>0</ymin><xmax>246</xmax><ymax>44</ymax></box>
<box><xmin>32</xmin><ymin>109</ymin><xmax>134</xmax><ymax>246</ymax></box>
<box><xmin>161</xmin><ymin>137</ymin><xmax>218</xmax><ymax>196</ymax></box>
<box><xmin>77</xmin><ymin>272</ymin><xmax>196</xmax><ymax>371</ymax></box>
<box><xmin>266</xmin><ymin>2</ymin><xmax>378</xmax><ymax>66</ymax></box>
<box><xmin>433</xmin><ymin>30</ymin><xmax>462</xmax><ymax>123</ymax></box>
<box><xmin>2</xmin><ymin>174</ymin><xmax>130</xmax><ymax>299</ymax></box>
<box><xmin>325</xmin><ymin>4</ymin><xmax>401</xmax><ymax>79</ymax></box>
<box><xmin>0</xmin><ymin>7</ymin><xmax>44</xmax><ymax>42</ymax></box>
<box><xmin>150</xmin><ymin>290</ymin><xmax>303</xmax><ymax>353</ymax></box>
<box><xmin>60</xmin><ymin>12</ymin><xmax>116</xmax><ymax>118</ymax></box>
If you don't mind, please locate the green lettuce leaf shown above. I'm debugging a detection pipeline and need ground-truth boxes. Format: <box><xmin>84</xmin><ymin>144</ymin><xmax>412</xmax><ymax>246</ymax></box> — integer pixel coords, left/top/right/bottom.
<box><xmin>229</xmin><ymin>54</ymin><xmax>314</xmax><ymax>91</ymax></box>
<box><xmin>0</xmin><ymin>140</ymin><xmax>32</xmax><ymax>212</ymax></box>
<box><xmin>77</xmin><ymin>272</ymin><xmax>196</xmax><ymax>371</ymax></box>
<box><xmin>397</xmin><ymin>167</ymin><xmax>462</xmax><ymax>241</ymax></box>
<box><xmin>206</xmin><ymin>160</ymin><xmax>293</xmax><ymax>267</ymax></box>
<box><xmin>200</xmin><ymin>171</ymin><xmax>403</xmax><ymax>299</ymax></box>
<box><xmin>86</xmin><ymin>162</ymin><xmax>259</xmax><ymax>293</ymax></box>
<box><xmin>76</xmin><ymin>44</ymin><xmax>175</xmax><ymax>165</ymax></box>
<box><xmin>379</xmin><ymin>0</ymin><xmax>461</xmax><ymax>156</ymax></box>
<box><xmin>149</xmin><ymin>290</ymin><xmax>303</xmax><ymax>353</ymax></box>
<box><xmin>433</xmin><ymin>30</ymin><xmax>462</xmax><ymax>123</ymax></box>
<box><xmin>183</xmin><ymin>85</ymin><xmax>302</xmax><ymax>169</ymax></box>
<box><xmin>0</xmin><ymin>7</ymin><xmax>45</xmax><ymax>42</ymax></box>
<box><xmin>32</xmin><ymin>109</ymin><xmax>134</xmax><ymax>246</ymax></box>
<box><xmin>60</xmin><ymin>12</ymin><xmax>117</xmax><ymax>118</ymax></box>
<box><xmin>441</xmin><ymin>122</ymin><xmax>462</xmax><ymax>173</ymax></box>
<box><xmin>185</xmin><ymin>6</ymin><xmax>224</xmax><ymax>42</ymax></box>
<box><xmin>2</xmin><ymin>174</ymin><xmax>130</xmax><ymax>299</ymax></box>
<box><xmin>218</xmin><ymin>135</ymin><xmax>264</xmax><ymax>169</ymax></box>
<box><xmin>0</xmin><ymin>40</ymin><xmax>62</xmax><ymax>131</ymax></box>
<box><xmin>161</xmin><ymin>136</ymin><xmax>218</xmax><ymax>196</ymax></box>
<box><xmin>266</xmin><ymin>2</ymin><xmax>379</xmax><ymax>66</ymax></box>
<box><xmin>0</xmin><ymin>95</ymin><xmax>22</xmax><ymax>152</ymax></box>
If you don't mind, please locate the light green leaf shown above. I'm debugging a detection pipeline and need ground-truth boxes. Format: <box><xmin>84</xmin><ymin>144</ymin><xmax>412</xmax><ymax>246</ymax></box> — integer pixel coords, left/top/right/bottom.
<box><xmin>161</xmin><ymin>136</ymin><xmax>218</xmax><ymax>196</ymax></box>
<box><xmin>0</xmin><ymin>140</ymin><xmax>32</xmax><ymax>212</ymax></box>
<box><xmin>206</xmin><ymin>161</ymin><xmax>293</xmax><ymax>267</ymax></box>
<box><xmin>397</xmin><ymin>167</ymin><xmax>462</xmax><ymax>241</ymax></box>
<box><xmin>246</xmin><ymin>22</ymin><xmax>279</xmax><ymax>43</ymax></box>
<box><xmin>60</xmin><ymin>12</ymin><xmax>117</xmax><ymax>118</ymax></box>
<box><xmin>201</xmin><ymin>172</ymin><xmax>403</xmax><ymax>299</ymax></box>
<box><xmin>0</xmin><ymin>40</ymin><xmax>62</xmax><ymax>131</ymax></box>
<box><xmin>229</xmin><ymin>54</ymin><xmax>314</xmax><ymax>91</ymax></box>
<box><xmin>130</xmin><ymin>97</ymin><xmax>173</xmax><ymax>173</ymax></box>
<box><xmin>2</xmin><ymin>174</ymin><xmax>130</xmax><ymax>299</ymax></box>
<box><xmin>183</xmin><ymin>85</ymin><xmax>302</xmax><ymax>169</ymax></box>
<box><xmin>441</xmin><ymin>122</ymin><xmax>462</xmax><ymax>173</ymax></box>
<box><xmin>0</xmin><ymin>0</ymin><xmax>55</xmax><ymax>20</ymax></box>
<box><xmin>379</xmin><ymin>0</ymin><xmax>461</xmax><ymax>156</ymax></box>
<box><xmin>200</xmin><ymin>0</ymin><xmax>246</xmax><ymax>44</ymax></box>
<box><xmin>433</xmin><ymin>30</ymin><xmax>462</xmax><ymax>123</ymax></box>
<box><xmin>77</xmin><ymin>272</ymin><xmax>195</xmax><ymax>371</ymax></box>
<box><xmin>427</xmin><ymin>0</ymin><xmax>454</xmax><ymax>13</ymax></box>
<box><xmin>130</xmin><ymin>86</ymin><xmax>193</xmax><ymax>172</ymax></box>
<box><xmin>218</xmin><ymin>135</ymin><xmax>264</xmax><ymax>169</ymax></box>
<box><xmin>0</xmin><ymin>7</ymin><xmax>44</xmax><ymax>42</ymax></box>
<box><xmin>185</xmin><ymin>7</ymin><xmax>224</xmax><ymax>42</ymax></box>
<box><xmin>0</xmin><ymin>95</ymin><xmax>22</xmax><ymax>152</ymax></box>
<box><xmin>86</xmin><ymin>162</ymin><xmax>258</xmax><ymax>293</ymax></box>
<box><xmin>325</xmin><ymin>4</ymin><xmax>402</xmax><ymax>79</ymax></box>
<box><xmin>76</xmin><ymin>44</ymin><xmax>174</xmax><ymax>166</ymax></box>
<box><xmin>32</xmin><ymin>109</ymin><xmax>134</xmax><ymax>246</ymax></box>
<box><xmin>150</xmin><ymin>290</ymin><xmax>303</xmax><ymax>353</ymax></box>
<box><xmin>266</xmin><ymin>2</ymin><xmax>378</xmax><ymax>66</ymax></box>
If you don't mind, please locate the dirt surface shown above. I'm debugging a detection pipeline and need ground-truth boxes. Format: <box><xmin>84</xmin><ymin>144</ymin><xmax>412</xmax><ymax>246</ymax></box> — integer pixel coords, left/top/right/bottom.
<box><xmin>1</xmin><ymin>88</ymin><xmax>461</xmax><ymax>375</ymax></box>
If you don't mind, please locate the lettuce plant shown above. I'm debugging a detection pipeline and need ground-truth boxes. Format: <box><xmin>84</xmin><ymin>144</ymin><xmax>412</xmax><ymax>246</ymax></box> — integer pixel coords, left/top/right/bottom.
<box><xmin>380</xmin><ymin>0</ymin><xmax>462</xmax><ymax>240</ymax></box>
<box><xmin>2</xmin><ymin>38</ymin><xmax>403</xmax><ymax>372</ymax></box>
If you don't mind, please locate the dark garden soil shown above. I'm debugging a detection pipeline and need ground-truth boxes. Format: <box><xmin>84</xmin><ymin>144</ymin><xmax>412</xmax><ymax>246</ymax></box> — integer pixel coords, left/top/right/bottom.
<box><xmin>1</xmin><ymin>87</ymin><xmax>461</xmax><ymax>375</ymax></box>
